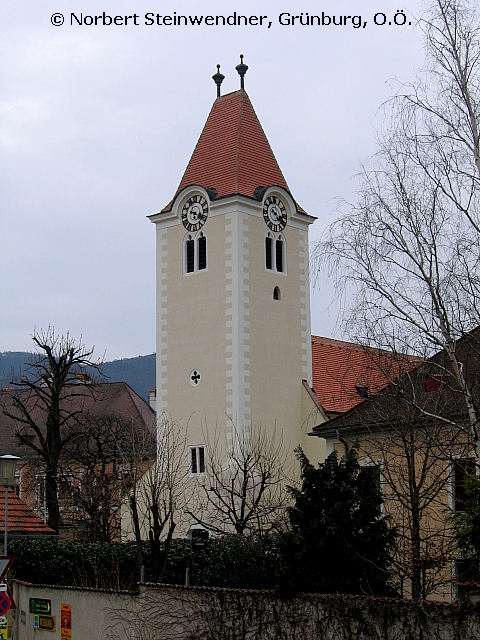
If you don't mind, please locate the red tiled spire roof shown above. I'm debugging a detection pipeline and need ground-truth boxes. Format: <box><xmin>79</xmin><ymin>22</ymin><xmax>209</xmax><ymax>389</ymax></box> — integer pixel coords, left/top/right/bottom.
<box><xmin>163</xmin><ymin>90</ymin><xmax>303</xmax><ymax>212</ymax></box>
<box><xmin>0</xmin><ymin>489</ymin><xmax>55</xmax><ymax>536</ymax></box>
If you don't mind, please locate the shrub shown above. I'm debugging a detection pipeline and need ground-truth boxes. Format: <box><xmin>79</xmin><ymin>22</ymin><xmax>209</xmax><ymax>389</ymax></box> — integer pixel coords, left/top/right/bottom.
<box><xmin>9</xmin><ymin>535</ymin><xmax>280</xmax><ymax>590</ymax></box>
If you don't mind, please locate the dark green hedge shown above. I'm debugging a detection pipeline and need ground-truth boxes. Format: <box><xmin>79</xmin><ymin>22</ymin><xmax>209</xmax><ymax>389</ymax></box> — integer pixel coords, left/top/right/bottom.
<box><xmin>9</xmin><ymin>535</ymin><xmax>280</xmax><ymax>591</ymax></box>
<box><xmin>163</xmin><ymin>535</ymin><xmax>280</xmax><ymax>589</ymax></box>
<box><xmin>9</xmin><ymin>539</ymin><xmax>140</xmax><ymax>590</ymax></box>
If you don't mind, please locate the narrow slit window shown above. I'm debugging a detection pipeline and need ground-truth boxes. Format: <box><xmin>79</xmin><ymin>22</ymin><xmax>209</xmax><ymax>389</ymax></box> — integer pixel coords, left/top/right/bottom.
<box><xmin>453</xmin><ymin>458</ymin><xmax>477</xmax><ymax>511</ymax></box>
<box><xmin>198</xmin><ymin>234</ymin><xmax>207</xmax><ymax>270</ymax></box>
<box><xmin>273</xmin><ymin>286</ymin><xmax>280</xmax><ymax>301</ymax></box>
<box><xmin>189</xmin><ymin>445</ymin><xmax>206</xmax><ymax>476</ymax></box>
<box><xmin>358</xmin><ymin>463</ymin><xmax>383</xmax><ymax>514</ymax></box>
<box><xmin>186</xmin><ymin>238</ymin><xmax>195</xmax><ymax>273</ymax></box>
<box><xmin>265</xmin><ymin>236</ymin><xmax>272</xmax><ymax>270</ymax></box>
<box><xmin>191</xmin><ymin>447</ymin><xmax>198</xmax><ymax>474</ymax></box>
<box><xmin>198</xmin><ymin>447</ymin><xmax>205</xmax><ymax>473</ymax></box>
<box><xmin>276</xmin><ymin>239</ymin><xmax>284</xmax><ymax>273</ymax></box>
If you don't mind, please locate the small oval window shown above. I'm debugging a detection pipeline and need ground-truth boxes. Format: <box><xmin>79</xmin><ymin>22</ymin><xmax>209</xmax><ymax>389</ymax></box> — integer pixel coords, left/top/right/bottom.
<box><xmin>273</xmin><ymin>286</ymin><xmax>280</xmax><ymax>301</ymax></box>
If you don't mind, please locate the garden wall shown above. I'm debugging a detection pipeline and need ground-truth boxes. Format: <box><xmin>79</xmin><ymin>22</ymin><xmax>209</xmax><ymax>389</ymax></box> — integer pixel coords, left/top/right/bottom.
<box><xmin>12</xmin><ymin>580</ymin><xmax>480</xmax><ymax>640</ymax></box>
<box><xmin>13</xmin><ymin>580</ymin><xmax>135</xmax><ymax>640</ymax></box>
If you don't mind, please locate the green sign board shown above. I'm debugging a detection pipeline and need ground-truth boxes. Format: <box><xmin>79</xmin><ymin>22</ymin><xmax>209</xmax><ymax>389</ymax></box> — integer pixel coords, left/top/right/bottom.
<box><xmin>29</xmin><ymin>598</ymin><xmax>51</xmax><ymax>614</ymax></box>
<box><xmin>34</xmin><ymin>615</ymin><xmax>56</xmax><ymax>632</ymax></box>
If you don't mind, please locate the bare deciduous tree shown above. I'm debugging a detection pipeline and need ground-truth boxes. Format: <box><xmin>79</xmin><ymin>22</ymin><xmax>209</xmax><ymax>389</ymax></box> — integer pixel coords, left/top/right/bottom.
<box><xmin>317</xmin><ymin>327</ymin><xmax>480</xmax><ymax>600</ymax></box>
<box><xmin>1</xmin><ymin>328</ymin><xmax>102</xmax><ymax>532</ymax></box>
<box><xmin>314</xmin><ymin>2</ymin><xmax>480</xmax><ymax>592</ymax></box>
<box><xmin>187</xmin><ymin>423</ymin><xmax>292</xmax><ymax>536</ymax></box>
<box><xmin>58</xmin><ymin>414</ymin><xmax>150</xmax><ymax>542</ymax></box>
<box><xmin>315</xmin><ymin>0</ymin><xmax>480</xmax><ymax>457</ymax></box>
<box><xmin>127</xmin><ymin>416</ymin><xmax>191</xmax><ymax>582</ymax></box>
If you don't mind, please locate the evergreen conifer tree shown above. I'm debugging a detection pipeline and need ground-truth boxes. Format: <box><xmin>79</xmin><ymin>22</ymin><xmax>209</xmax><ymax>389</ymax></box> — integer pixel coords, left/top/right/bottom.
<box><xmin>279</xmin><ymin>447</ymin><xmax>396</xmax><ymax>596</ymax></box>
<box><xmin>451</xmin><ymin>475</ymin><xmax>480</xmax><ymax>582</ymax></box>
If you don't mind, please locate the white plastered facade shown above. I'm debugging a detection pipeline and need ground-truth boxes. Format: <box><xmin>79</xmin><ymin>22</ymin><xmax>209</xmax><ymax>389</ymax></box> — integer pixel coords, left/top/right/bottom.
<box><xmin>149</xmin><ymin>185</ymin><xmax>323</xmax><ymax>467</ymax></box>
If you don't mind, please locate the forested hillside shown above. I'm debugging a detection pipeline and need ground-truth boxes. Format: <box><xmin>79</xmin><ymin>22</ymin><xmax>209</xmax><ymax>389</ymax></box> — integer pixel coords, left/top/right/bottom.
<box><xmin>0</xmin><ymin>351</ymin><xmax>156</xmax><ymax>402</ymax></box>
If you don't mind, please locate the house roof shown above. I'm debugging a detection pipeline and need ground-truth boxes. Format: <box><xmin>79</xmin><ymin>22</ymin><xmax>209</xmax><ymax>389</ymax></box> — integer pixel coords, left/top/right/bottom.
<box><xmin>312</xmin><ymin>330</ymin><xmax>480</xmax><ymax>439</ymax></box>
<box><xmin>0</xmin><ymin>489</ymin><xmax>55</xmax><ymax>537</ymax></box>
<box><xmin>161</xmin><ymin>90</ymin><xmax>306</xmax><ymax>214</ymax></box>
<box><xmin>311</xmin><ymin>336</ymin><xmax>413</xmax><ymax>415</ymax></box>
<box><xmin>0</xmin><ymin>382</ymin><xmax>156</xmax><ymax>458</ymax></box>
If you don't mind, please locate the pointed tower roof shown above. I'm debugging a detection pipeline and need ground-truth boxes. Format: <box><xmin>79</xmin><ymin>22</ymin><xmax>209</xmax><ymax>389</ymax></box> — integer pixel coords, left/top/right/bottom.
<box><xmin>162</xmin><ymin>90</ymin><xmax>305</xmax><ymax>213</ymax></box>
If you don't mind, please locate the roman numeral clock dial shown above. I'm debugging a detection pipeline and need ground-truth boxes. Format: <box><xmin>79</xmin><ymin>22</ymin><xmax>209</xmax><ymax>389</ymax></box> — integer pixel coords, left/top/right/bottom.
<box><xmin>263</xmin><ymin>196</ymin><xmax>287</xmax><ymax>232</ymax></box>
<box><xmin>182</xmin><ymin>195</ymin><xmax>208</xmax><ymax>231</ymax></box>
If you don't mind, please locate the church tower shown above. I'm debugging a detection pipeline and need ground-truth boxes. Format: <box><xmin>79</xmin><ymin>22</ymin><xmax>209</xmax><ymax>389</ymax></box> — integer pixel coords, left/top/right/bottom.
<box><xmin>149</xmin><ymin>60</ymin><xmax>322</xmax><ymax>465</ymax></box>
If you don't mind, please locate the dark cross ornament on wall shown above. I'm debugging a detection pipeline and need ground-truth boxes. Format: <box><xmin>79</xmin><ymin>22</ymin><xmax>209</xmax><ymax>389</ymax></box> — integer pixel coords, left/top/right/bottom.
<box><xmin>190</xmin><ymin>370</ymin><xmax>201</xmax><ymax>385</ymax></box>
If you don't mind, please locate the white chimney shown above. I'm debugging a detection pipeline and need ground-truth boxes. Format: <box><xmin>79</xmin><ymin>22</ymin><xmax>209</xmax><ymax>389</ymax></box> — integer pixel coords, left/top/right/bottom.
<box><xmin>149</xmin><ymin>388</ymin><xmax>156</xmax><ymax>413</ymax></box>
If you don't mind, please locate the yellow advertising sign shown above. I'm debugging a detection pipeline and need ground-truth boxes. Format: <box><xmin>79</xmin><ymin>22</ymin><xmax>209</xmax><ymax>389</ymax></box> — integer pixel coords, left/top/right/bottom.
<box><xmin>61</xmin><ymin>603</ymin><xmax>72</xmax><ymax>639</ymax></box>
<box><xmin>34</xmin><ymin>614</ymin><xmax>56</xmax><ymax>632</ymax></box>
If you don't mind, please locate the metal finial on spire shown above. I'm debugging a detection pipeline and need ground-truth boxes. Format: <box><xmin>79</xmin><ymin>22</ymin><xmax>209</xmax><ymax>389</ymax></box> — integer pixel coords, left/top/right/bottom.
<box><xmin>212</xmin><ymin>64</ymin><xmax>225</xmax><ymax>98</ymax></box>
<box><xmin>235</xmin><ymin>54</ymin><xmax>248</xmax><ymax>90</ymax></box>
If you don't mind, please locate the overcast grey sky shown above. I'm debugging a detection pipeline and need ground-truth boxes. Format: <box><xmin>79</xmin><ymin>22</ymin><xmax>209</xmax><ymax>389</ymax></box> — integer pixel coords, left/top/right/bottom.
<box><xmin>1</xmin><ymin>0</ymin><xmax>424</xmax><ymax>360</ymax></box>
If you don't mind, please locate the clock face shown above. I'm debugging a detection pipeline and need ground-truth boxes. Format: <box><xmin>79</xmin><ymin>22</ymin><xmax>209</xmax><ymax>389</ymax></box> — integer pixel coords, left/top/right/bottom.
<box><xmin>182</xmin><ymin>195</ymin><xmax>208</xmax><ymax>232</ymax></box>
<box><xmin>263</xmin><ymin>196</ymin><xmax>287</xmax><ymax>232</ymax></box>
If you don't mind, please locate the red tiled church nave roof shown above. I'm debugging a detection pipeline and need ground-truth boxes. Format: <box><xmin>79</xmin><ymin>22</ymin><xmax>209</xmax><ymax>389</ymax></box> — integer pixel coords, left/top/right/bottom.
<box><xmin>311</xmin><ymin>336</ymin><xmax>421</xmax><ymax>415</ymax></box>
<box><xmin>0</xmin><ymin>489</ymin><xmax>55</xmax><ymax>536</ymax></box>
<box><xmin>162</xmin><ymin>90</ymin><xmax>304</xmax><ymax>213</ymax></box>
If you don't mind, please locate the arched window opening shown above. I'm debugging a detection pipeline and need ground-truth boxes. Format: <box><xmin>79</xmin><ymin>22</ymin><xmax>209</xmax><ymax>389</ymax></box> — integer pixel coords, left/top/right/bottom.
<box><xmin>186</xmin><ymin>236</ymin><xmax>195</xmax><ymax>273</ymax></box>
<box><xmin>276</xmin><ymin>238</ymin><xmax>284</xmax><ymax>273</ymax></box>
<box><xmin>273</xmin><ymin>286</ymin><xmax>281</xmax><ymax>301</ymax></box>
<box><xmin>198</xmin><ymin>233</ymin><xmax>207</xmax><ymax>271</ymax></box>
<box><xmin>265</xmin><ymin>235</ymin><xmax>273</xmax><ymax>270</ymax></box>
<box><xmin>265</xmin><ymin>232</ymin><xmax>286</xmax><ymax>274</ymax></box>
<box><xmin>184</xmin><ymin>231</ymin><xmax>208</xmax><ymax>275</ymax></box>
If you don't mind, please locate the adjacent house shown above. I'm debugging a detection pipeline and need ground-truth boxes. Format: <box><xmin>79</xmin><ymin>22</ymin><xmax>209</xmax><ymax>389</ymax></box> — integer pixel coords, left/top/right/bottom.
<box><xmin>311</xmin><ymin>330</ymin><xmax>480</xmax><ymax>601</ymax></box>
<box><xmin>0</xmin><ymin>381</ymin><xmax>156</xmax><ymax>541</ymax></box>
<box><xmin>0</xmin><ymin>489</ymin><xmax>55</xmax><ymax>553</ymax></box>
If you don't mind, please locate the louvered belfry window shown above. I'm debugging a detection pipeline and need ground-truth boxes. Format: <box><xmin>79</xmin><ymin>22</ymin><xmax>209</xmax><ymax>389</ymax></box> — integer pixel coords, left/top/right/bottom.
<box><xmin>276</xmin><ymin>238</ymin><xmax>284</xmax><ymax>272</ymax></box>
<box><xmin>265</xmin><ymin>236</ymin><xmax>273</xmax><ymax>270</ymax></box>
<box><xmin>185</xmin><ymin>233</ymin><xmax>207</xmax><ymax>275</ymax></box>
<box><xmin>198</xmin><ymin>234</ymin><xmax>207</xmax><ymax>270</ymax></box>
<box><xmin>186</xmin><ymin>238</ymin><xmax>195</xmax><ymax>273</ymax></box>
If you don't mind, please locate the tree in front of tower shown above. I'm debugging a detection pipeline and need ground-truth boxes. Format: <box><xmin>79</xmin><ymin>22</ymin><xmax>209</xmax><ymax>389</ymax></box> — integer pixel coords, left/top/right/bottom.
<box><xmin>187</xmin><ymin>423</ymin><xmax>291</xmax><ymax>536</ymax></box>
<box><xmin>127</xmin><ymin>415</ymin><xmax>192</xmax><ymax>583</ymax></box>
<box><xmin>278</xmin><ymin>447</ymin><xmax>396</xmax><ymax>596</ymax></box>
